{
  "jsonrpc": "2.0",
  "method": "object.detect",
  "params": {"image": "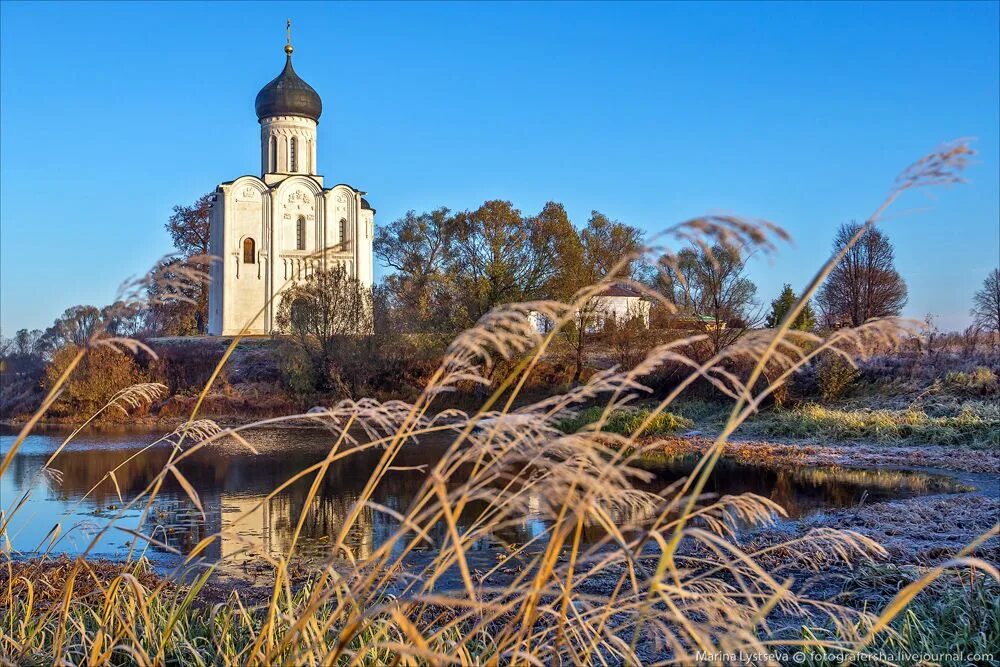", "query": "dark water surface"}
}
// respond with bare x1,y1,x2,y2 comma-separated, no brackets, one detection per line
0,426,966,568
